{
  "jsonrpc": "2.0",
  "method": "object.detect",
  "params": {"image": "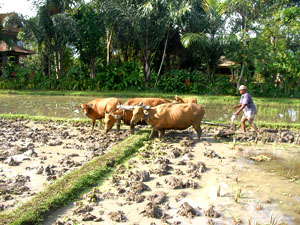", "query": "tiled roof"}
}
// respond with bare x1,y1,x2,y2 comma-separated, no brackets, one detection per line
0,41,35,55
